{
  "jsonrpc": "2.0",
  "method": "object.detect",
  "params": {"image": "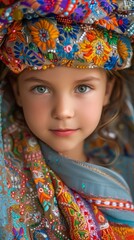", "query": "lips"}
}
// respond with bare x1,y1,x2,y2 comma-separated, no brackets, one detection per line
50,129,79,137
